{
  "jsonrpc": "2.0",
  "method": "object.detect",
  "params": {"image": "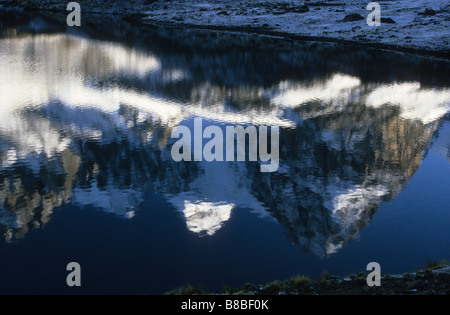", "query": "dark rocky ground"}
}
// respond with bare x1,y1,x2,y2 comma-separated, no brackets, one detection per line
1,0,449,58
167,264,450,295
